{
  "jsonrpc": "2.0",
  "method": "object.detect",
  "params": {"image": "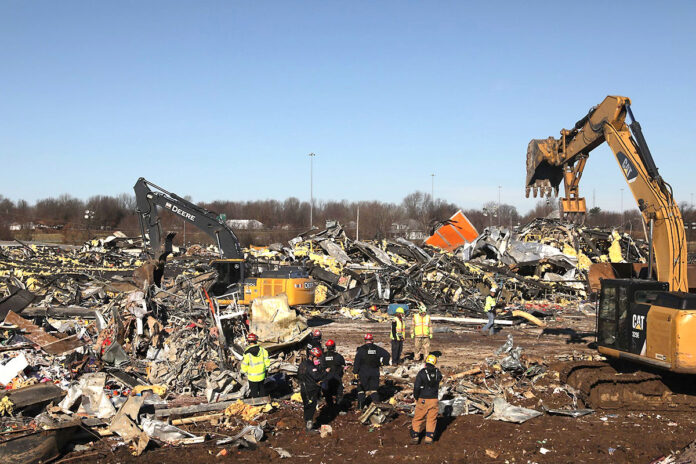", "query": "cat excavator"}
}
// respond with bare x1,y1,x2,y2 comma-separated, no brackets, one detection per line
133,177,315,306
526,96,696,409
